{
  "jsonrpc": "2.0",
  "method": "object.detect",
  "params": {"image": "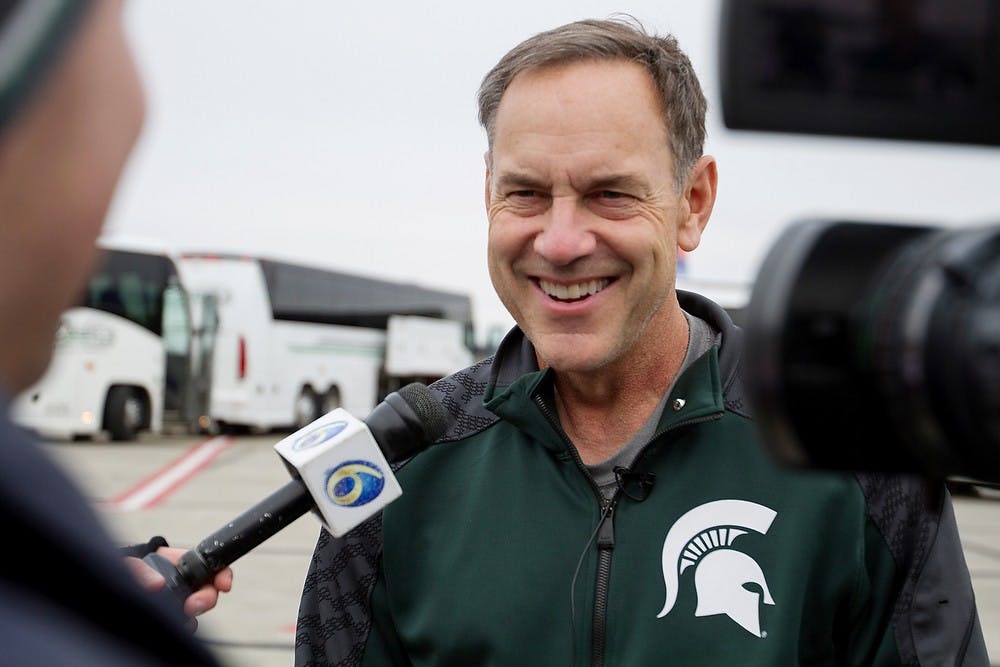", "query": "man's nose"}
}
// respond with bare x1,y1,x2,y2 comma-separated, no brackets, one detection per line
532,198,596,266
